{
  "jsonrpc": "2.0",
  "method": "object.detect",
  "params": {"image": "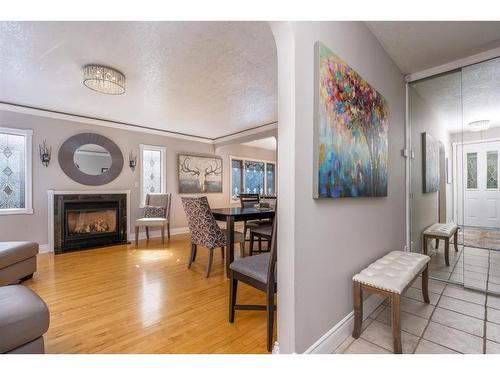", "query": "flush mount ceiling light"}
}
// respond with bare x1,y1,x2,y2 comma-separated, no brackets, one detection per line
83,65,125,95
468,120,490,132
